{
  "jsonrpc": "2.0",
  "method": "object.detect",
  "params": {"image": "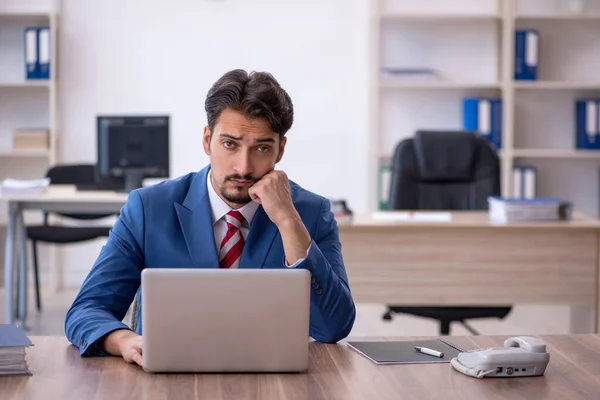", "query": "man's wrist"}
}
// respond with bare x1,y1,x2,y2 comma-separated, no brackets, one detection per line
101,328,136,356
275,210,303,230
278,214,312,265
